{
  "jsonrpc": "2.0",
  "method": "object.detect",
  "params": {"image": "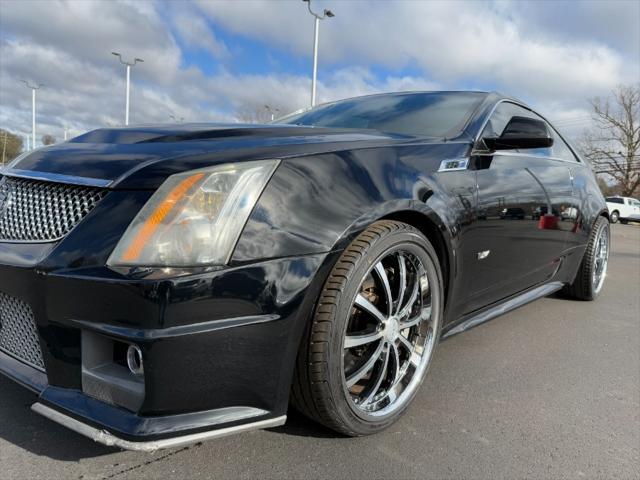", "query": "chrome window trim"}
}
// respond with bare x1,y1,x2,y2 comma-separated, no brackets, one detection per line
2,169,113,188
474,150,581,165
